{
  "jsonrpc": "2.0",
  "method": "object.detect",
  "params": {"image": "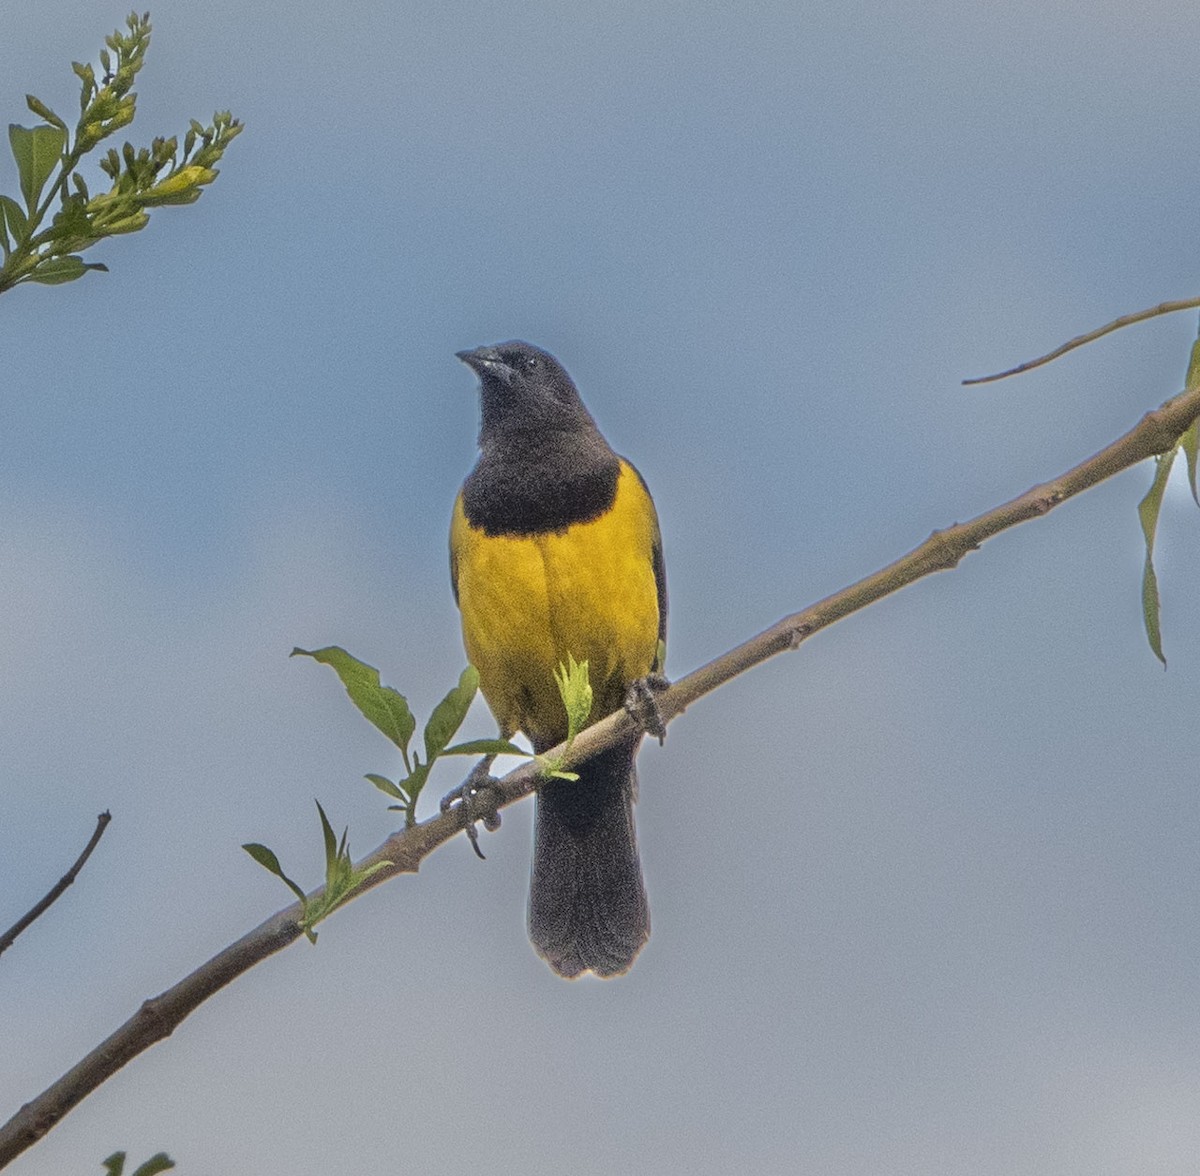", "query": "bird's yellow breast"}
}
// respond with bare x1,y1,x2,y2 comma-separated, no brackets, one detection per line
451,460,661,747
